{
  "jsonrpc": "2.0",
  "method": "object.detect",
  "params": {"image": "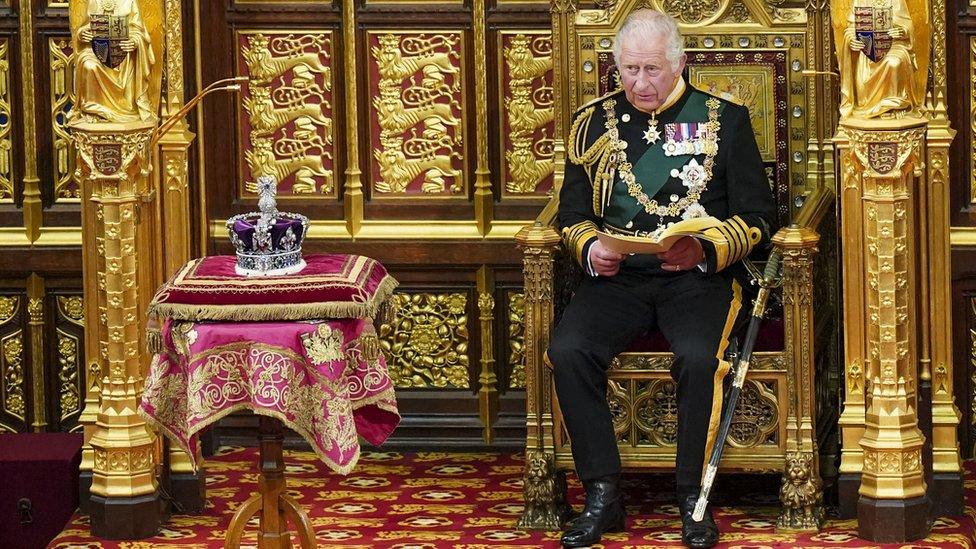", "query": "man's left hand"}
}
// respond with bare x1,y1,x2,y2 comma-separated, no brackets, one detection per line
657,236,704,272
